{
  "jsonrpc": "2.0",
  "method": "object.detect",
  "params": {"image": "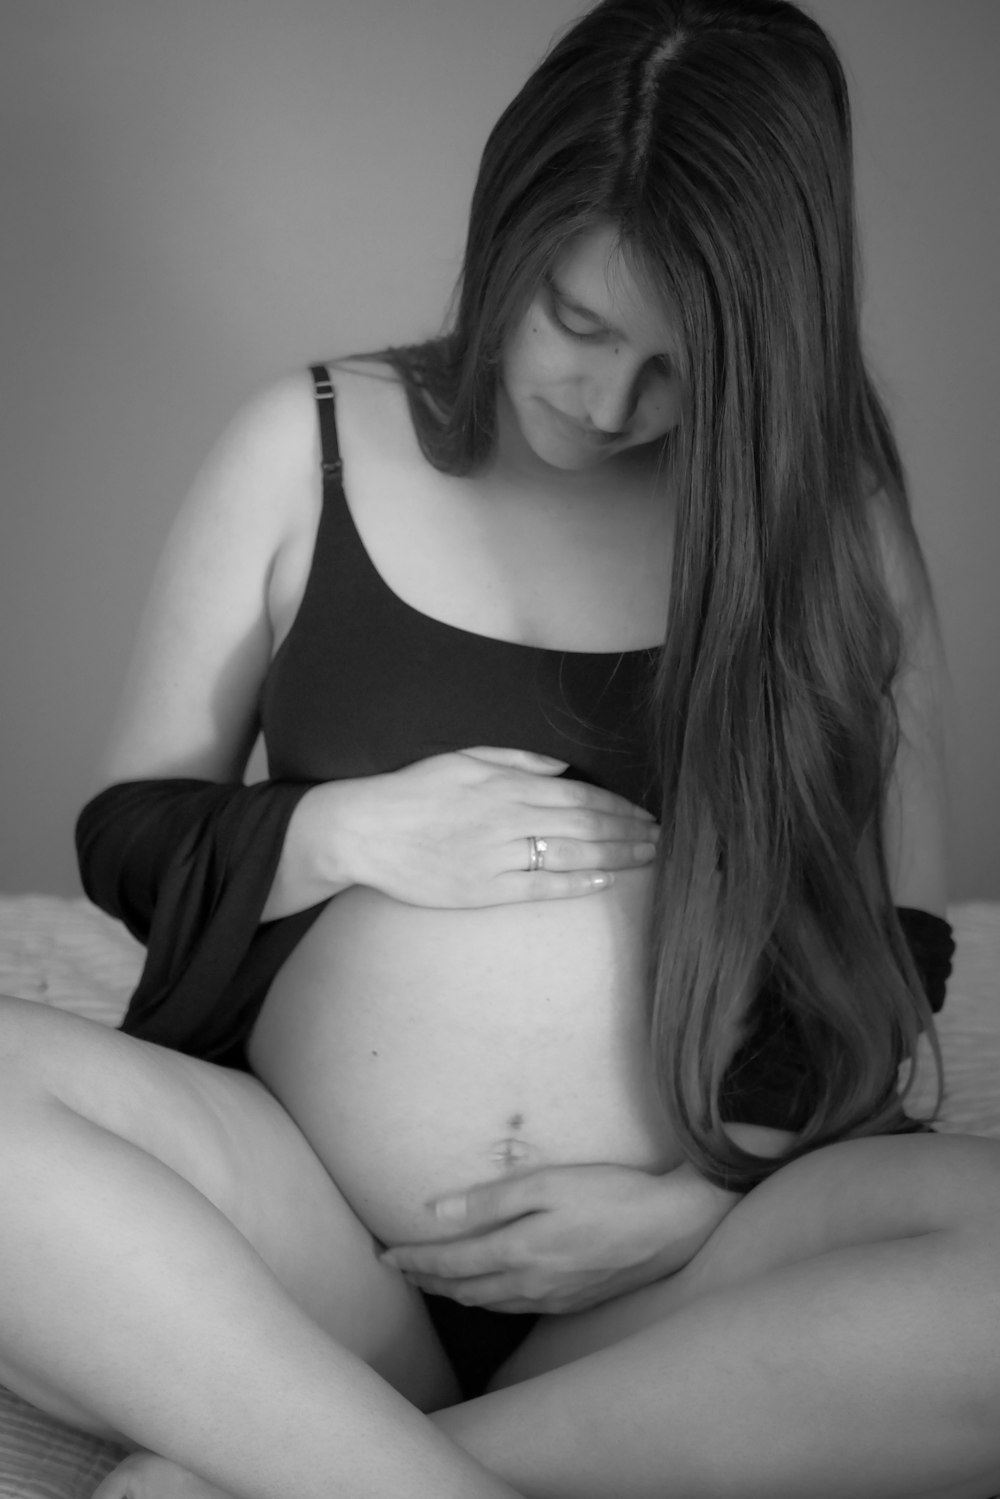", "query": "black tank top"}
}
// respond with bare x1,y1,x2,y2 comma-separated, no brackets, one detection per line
260,366,662,813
